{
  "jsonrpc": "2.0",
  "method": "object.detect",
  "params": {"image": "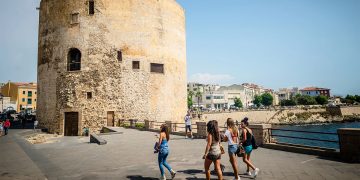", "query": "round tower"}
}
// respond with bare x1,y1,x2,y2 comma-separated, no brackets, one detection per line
37,0,187,135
